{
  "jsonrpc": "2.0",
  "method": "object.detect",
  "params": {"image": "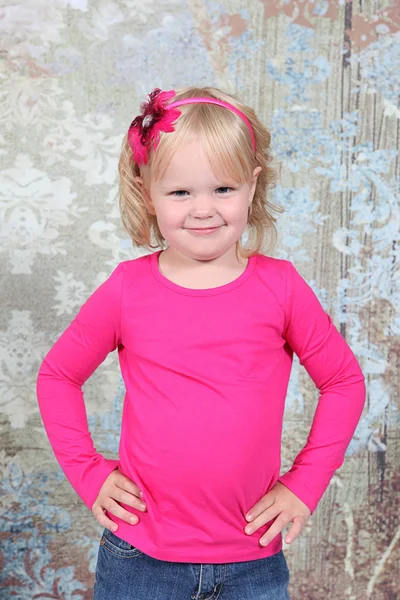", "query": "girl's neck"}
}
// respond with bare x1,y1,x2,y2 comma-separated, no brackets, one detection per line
158,247,249,290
